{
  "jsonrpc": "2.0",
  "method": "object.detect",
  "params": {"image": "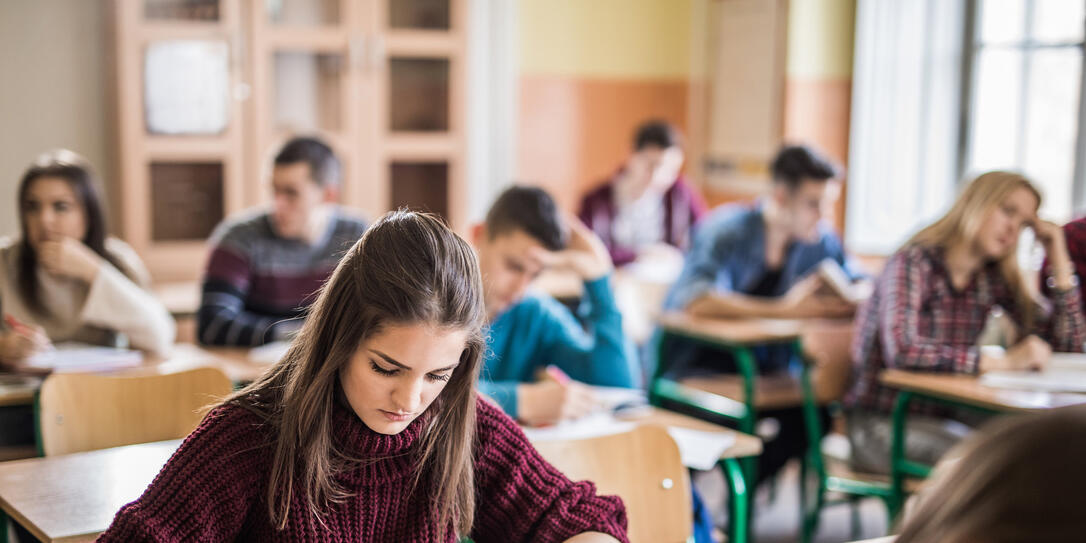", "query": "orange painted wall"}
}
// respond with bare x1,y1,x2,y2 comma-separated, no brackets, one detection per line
518,76,689,211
